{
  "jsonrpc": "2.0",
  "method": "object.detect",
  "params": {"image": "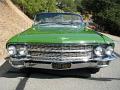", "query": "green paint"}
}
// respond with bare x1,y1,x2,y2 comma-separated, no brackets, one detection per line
7,25,114,45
